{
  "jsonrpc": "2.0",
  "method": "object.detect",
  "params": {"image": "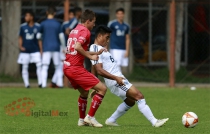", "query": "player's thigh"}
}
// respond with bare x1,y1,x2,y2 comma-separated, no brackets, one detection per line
110,49,122,66
17,53,30,64
52,52,60,66
42,52,52,65
126,85,144,101
30,52,41,63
